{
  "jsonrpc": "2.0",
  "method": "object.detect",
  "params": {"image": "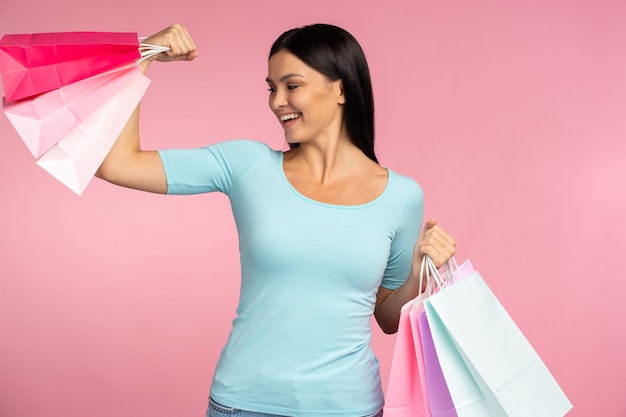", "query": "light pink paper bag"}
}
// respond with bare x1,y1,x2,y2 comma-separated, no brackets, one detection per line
384,305,429,417
3,63,140,158
35,72,150,195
